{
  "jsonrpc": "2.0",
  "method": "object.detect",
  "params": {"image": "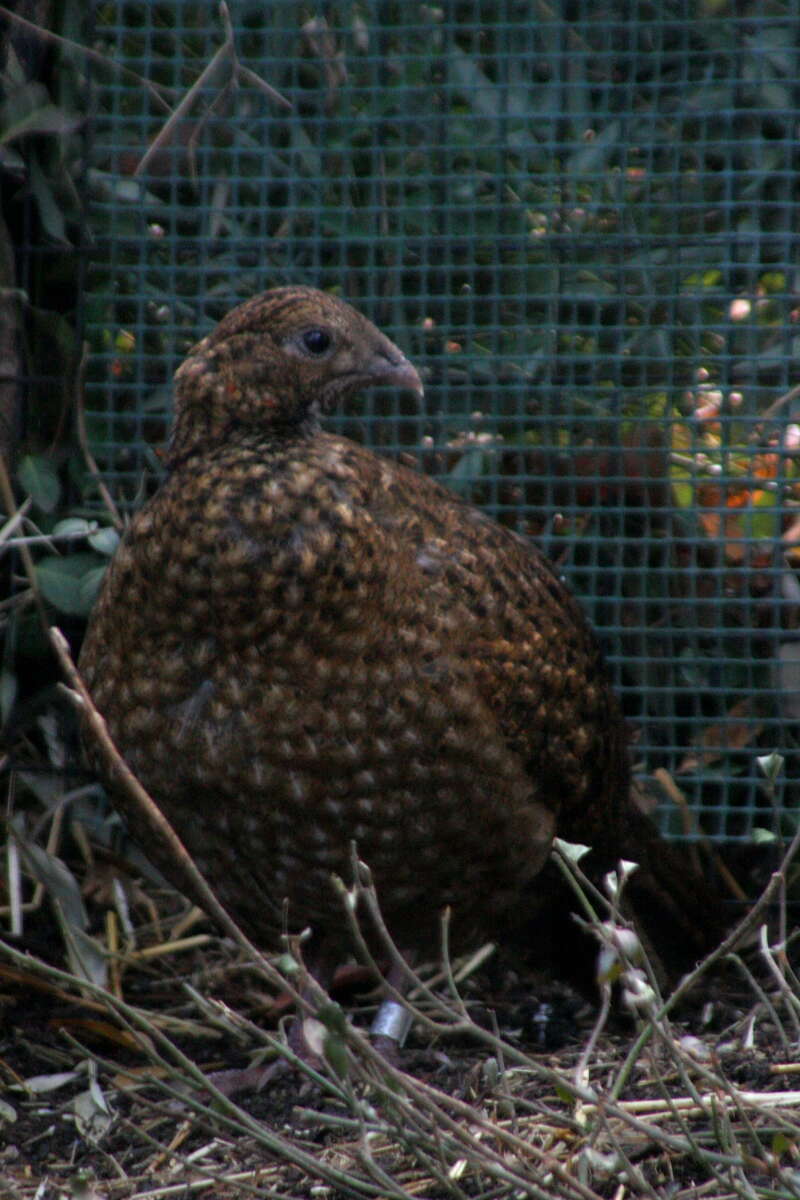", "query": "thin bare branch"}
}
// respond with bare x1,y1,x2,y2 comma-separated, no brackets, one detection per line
0,5,174,110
